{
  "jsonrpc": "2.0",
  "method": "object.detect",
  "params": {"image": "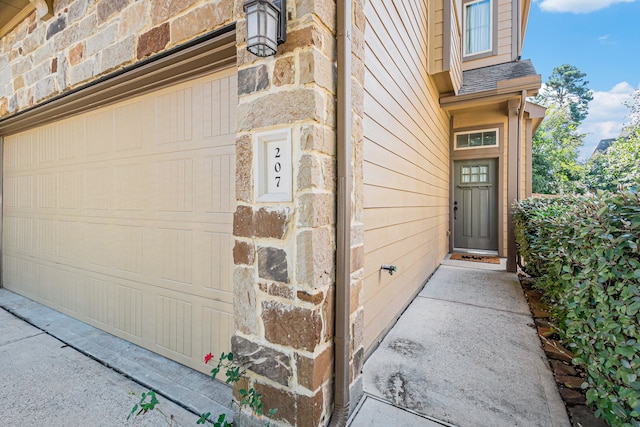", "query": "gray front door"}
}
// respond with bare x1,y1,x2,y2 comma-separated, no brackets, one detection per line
454,159,498,251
